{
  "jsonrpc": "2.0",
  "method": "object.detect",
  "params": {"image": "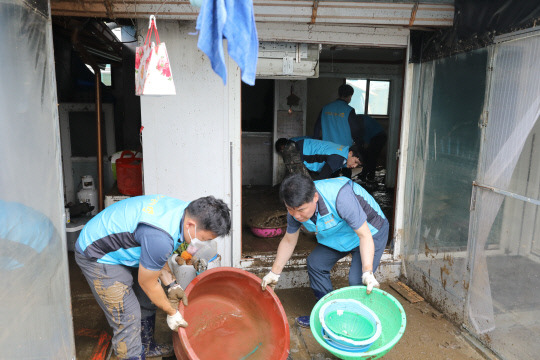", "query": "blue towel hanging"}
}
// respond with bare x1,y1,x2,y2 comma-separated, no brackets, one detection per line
196,0,259,85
